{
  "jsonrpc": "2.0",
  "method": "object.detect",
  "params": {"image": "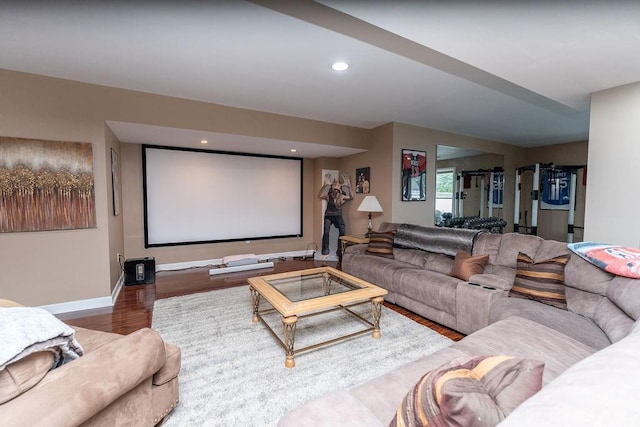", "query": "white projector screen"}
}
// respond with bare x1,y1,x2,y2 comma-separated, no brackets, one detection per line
142,145,303,247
